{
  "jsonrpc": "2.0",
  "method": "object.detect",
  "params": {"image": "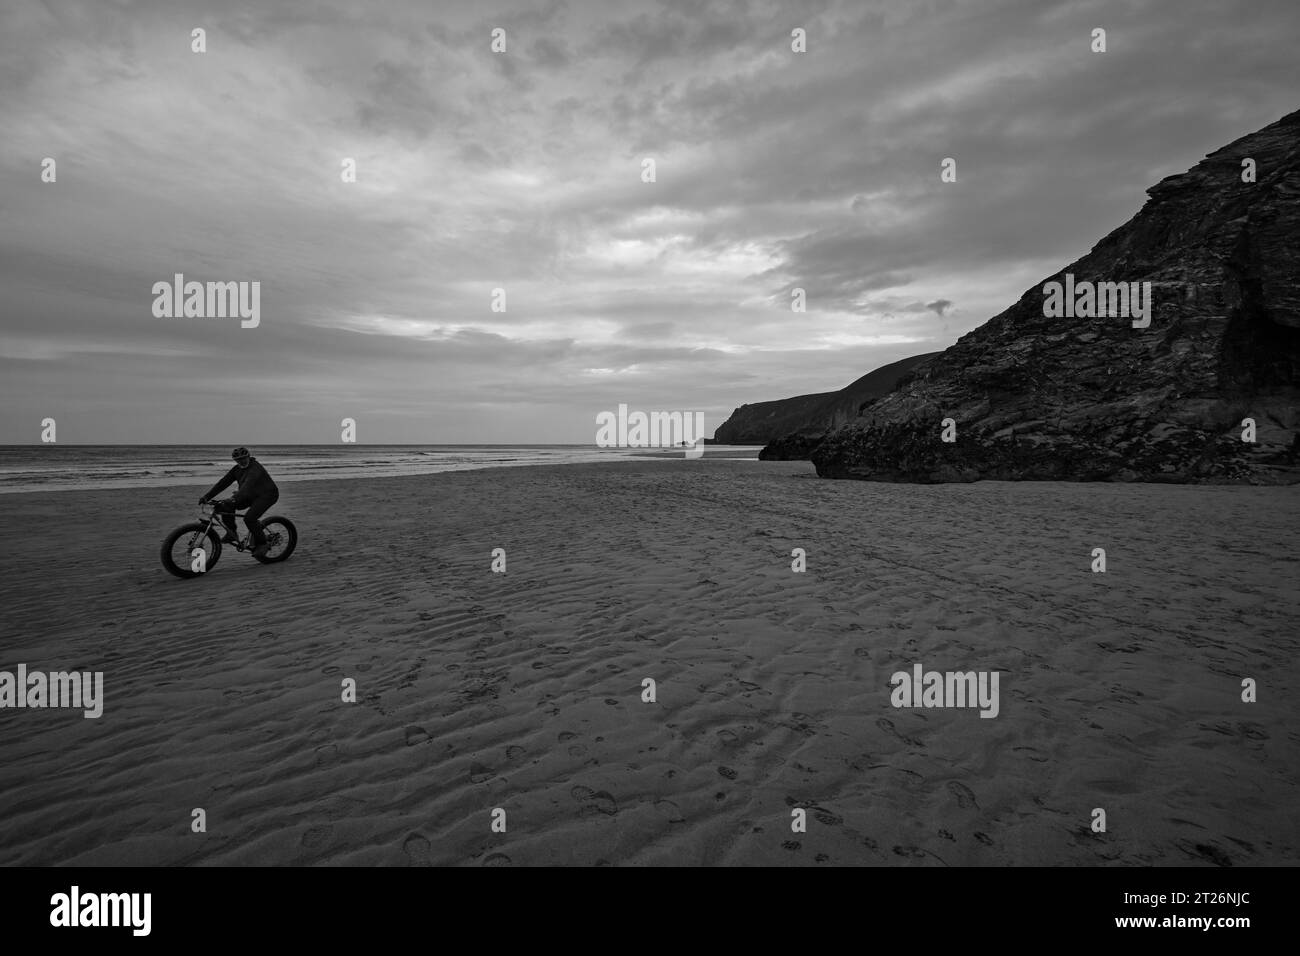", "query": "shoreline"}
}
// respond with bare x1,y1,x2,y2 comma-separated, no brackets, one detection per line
0,446,766,495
